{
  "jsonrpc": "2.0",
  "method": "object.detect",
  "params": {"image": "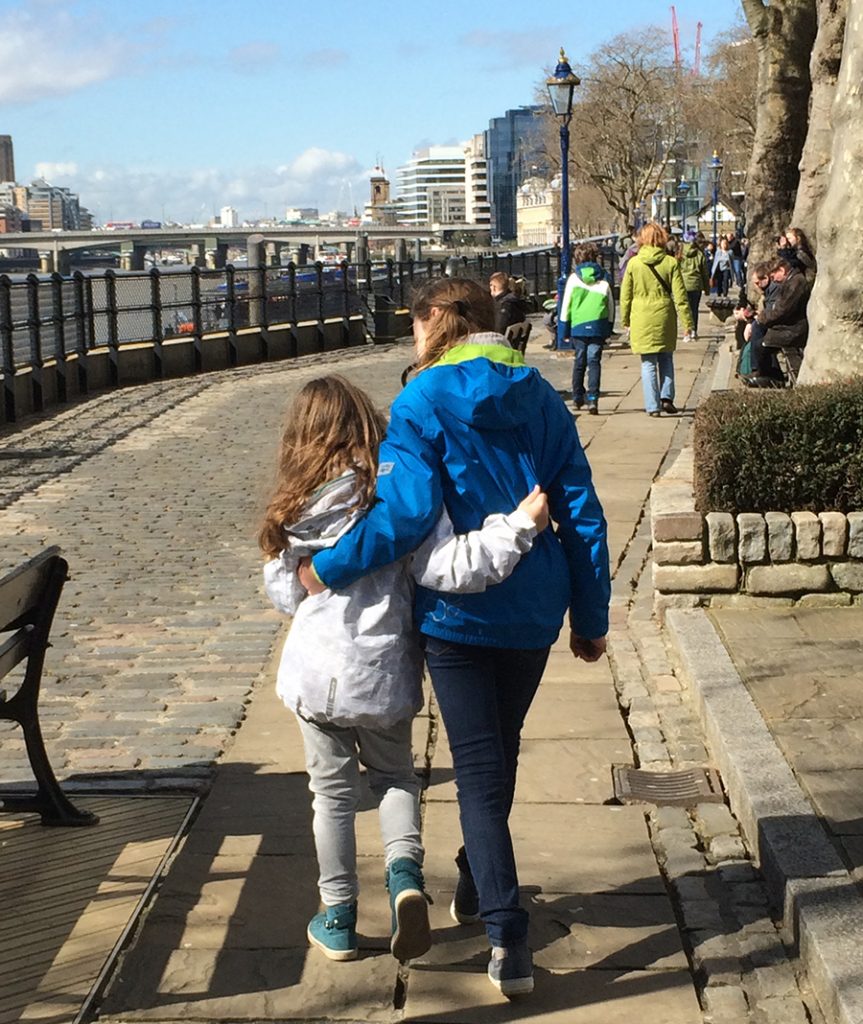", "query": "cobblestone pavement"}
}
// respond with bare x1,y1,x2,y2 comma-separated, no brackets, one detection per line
0,327,826,1023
